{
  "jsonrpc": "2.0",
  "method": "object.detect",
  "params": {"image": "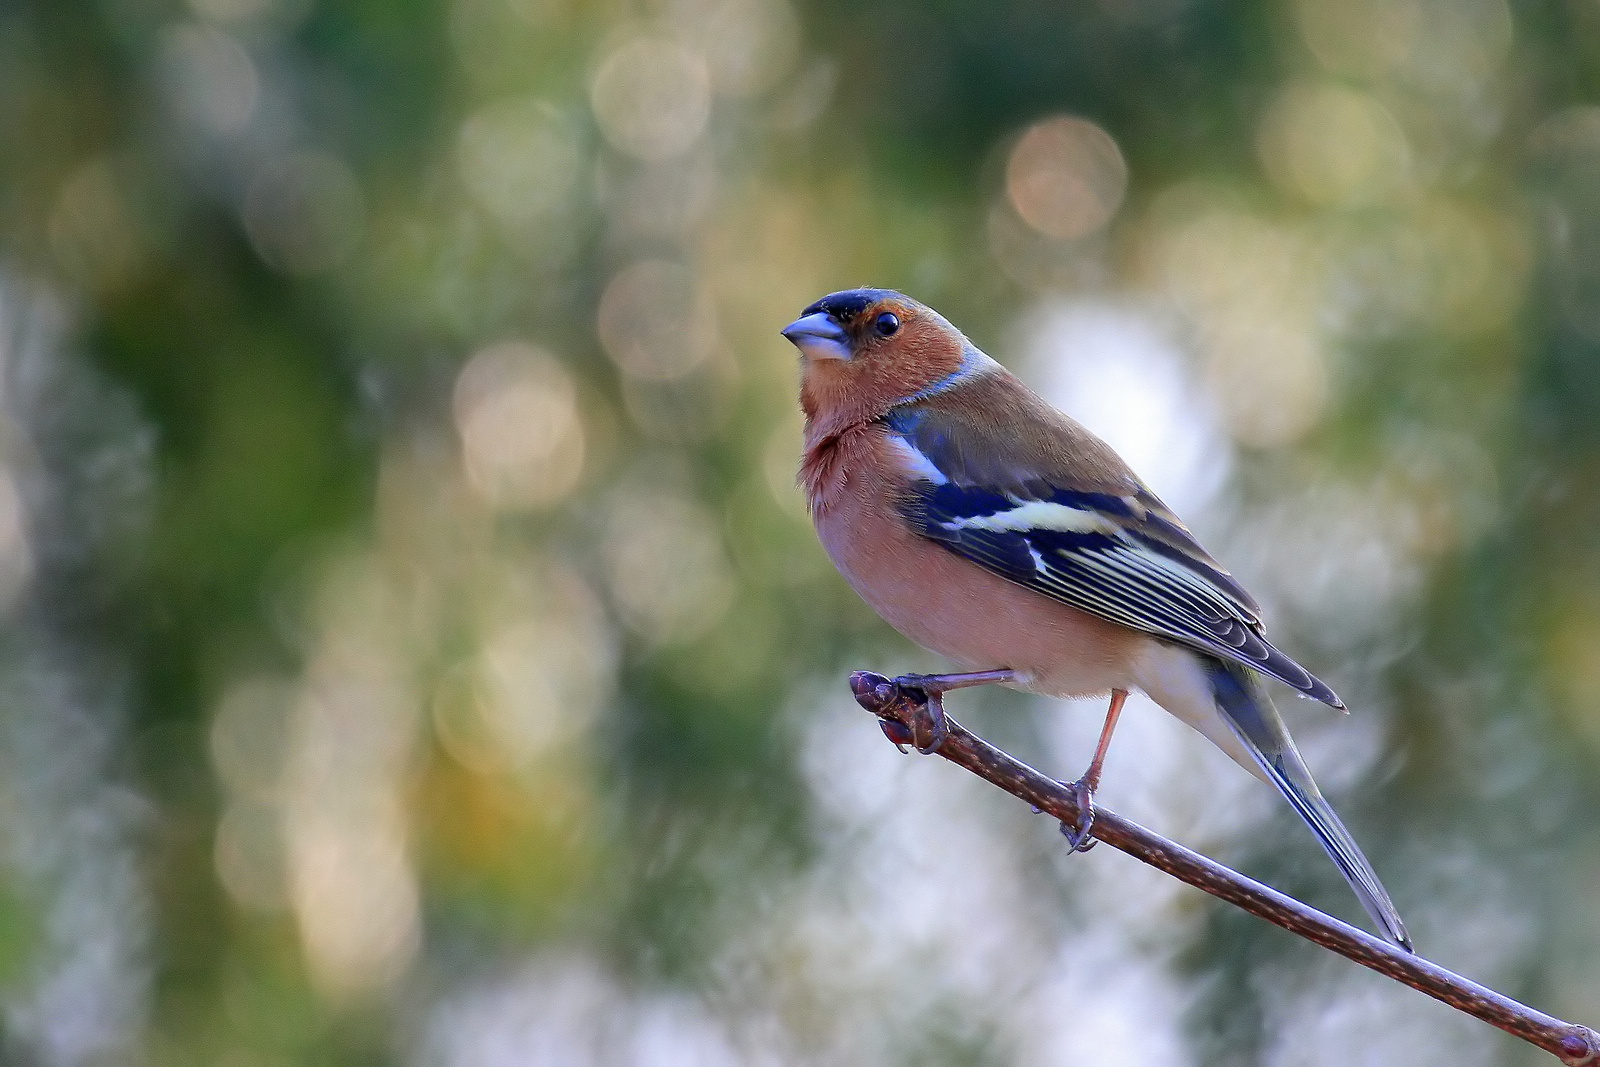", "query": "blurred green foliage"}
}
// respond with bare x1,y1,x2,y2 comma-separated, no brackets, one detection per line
2,0,1599,1063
